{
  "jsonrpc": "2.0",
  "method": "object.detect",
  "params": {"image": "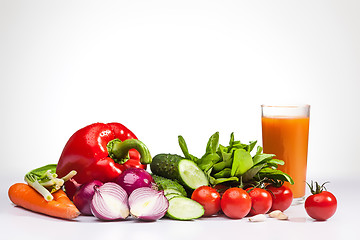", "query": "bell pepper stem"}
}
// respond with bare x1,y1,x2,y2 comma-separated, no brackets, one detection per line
107,139,152,165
